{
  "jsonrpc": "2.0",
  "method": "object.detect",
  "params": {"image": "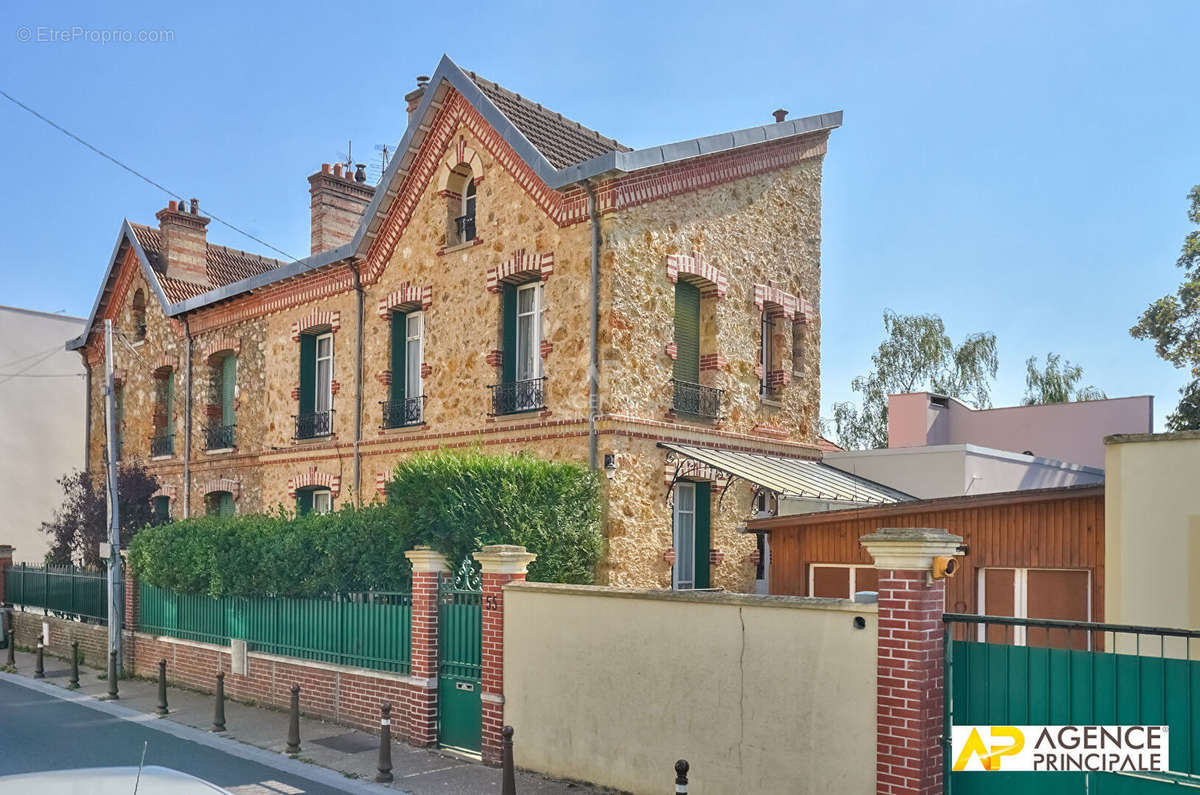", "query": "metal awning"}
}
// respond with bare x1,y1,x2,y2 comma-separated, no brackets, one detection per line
659,442,914,505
